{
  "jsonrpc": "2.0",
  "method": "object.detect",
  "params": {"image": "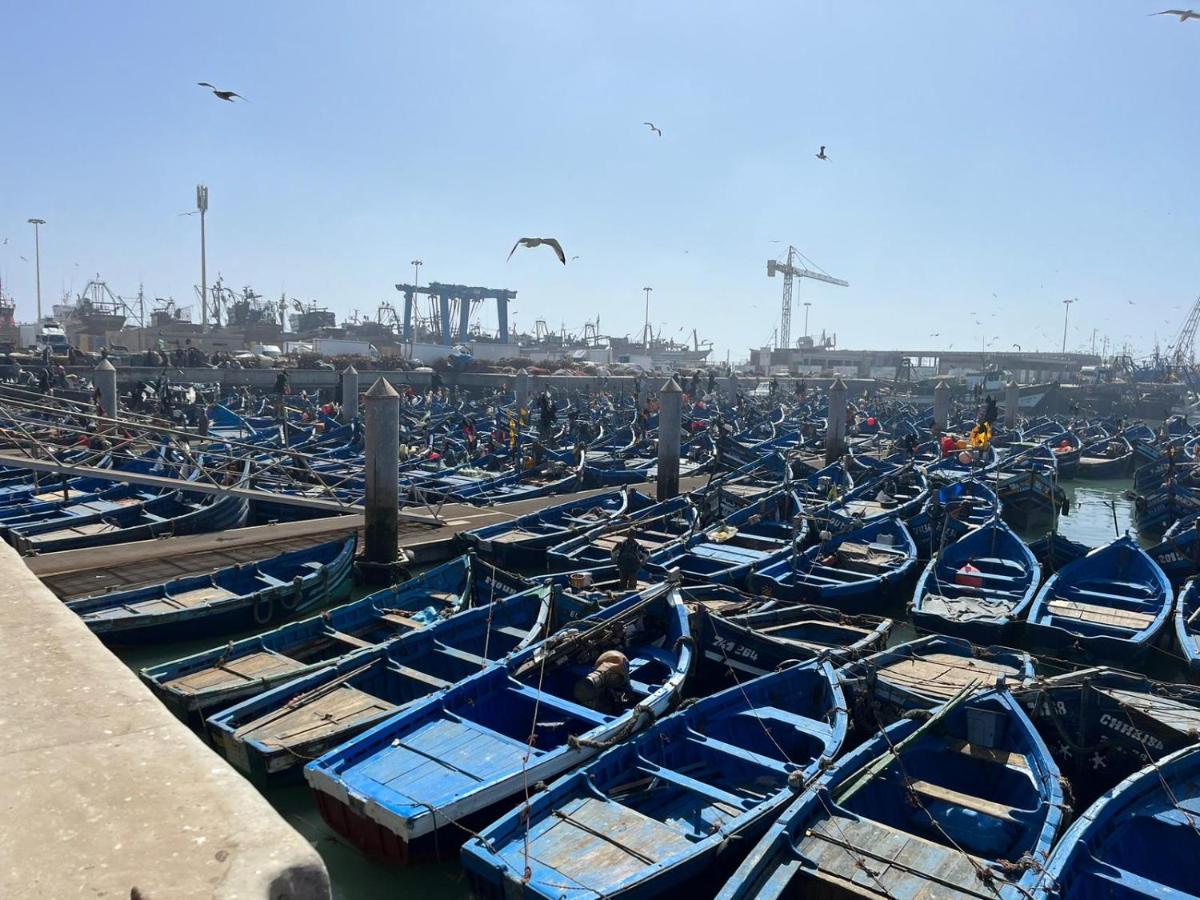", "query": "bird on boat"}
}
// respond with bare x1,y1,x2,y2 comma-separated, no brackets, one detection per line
816,146,829,161
643,122,662,136
507,238,566,265
1151,8,1199,20
197,82,248,102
